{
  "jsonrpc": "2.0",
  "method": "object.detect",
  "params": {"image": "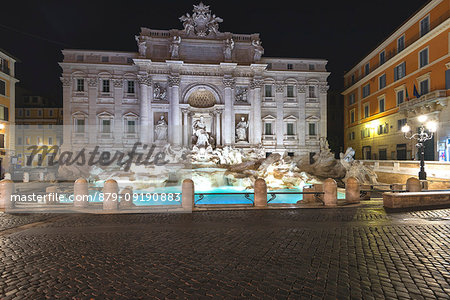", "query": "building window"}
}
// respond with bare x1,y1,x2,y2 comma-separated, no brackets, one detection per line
48,124,53,129
0,80,5,96
419,79,429,95
38,124,43,129
287,85,294,97
127,120,136,133
48,137,53,145
76,79,85,92
102,119,111,133
379,51,385,65
379,74,386,90
397,36,405,52
394,62,406,81
0,106,8,121
287,123,294,135
37,137,42,145
101,56,109,62
287,64,293,70
308,86,316,98
102,80,110,93
265,123,272,135
18,109,23,117
378,123,388,135
309,64,315,70
364,63,370,75
379,97,385,113
17,137,22,145
364,103,370,118
308,123,316,136
49,110,53,117
26,110,30,117
397,118,407,131
25,137,31,145
362,84,370,98
350,109,355,123
348,94,355,105
264,85,272,97
419,48,428,68
351,74,355,84
396,90,405,105
361,128,371,138
0,134,4,149
75,119,85,133
38,110,42,117
348,131,355,140
420,16,430,37
127,81,135,94
32,97,38,103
